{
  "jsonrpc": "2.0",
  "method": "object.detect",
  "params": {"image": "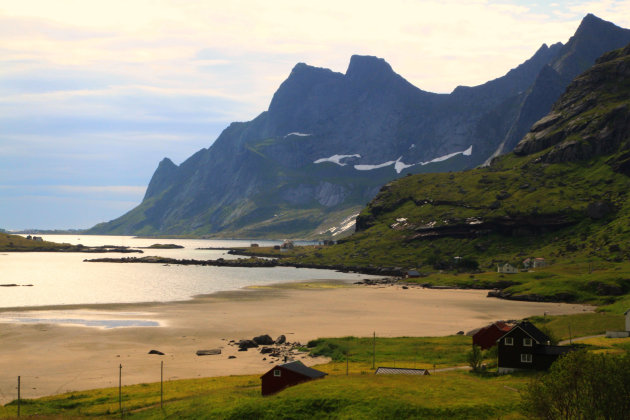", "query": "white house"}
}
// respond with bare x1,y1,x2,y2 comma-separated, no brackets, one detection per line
497,263,518,274
533,258,547,268
605,309,630,338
